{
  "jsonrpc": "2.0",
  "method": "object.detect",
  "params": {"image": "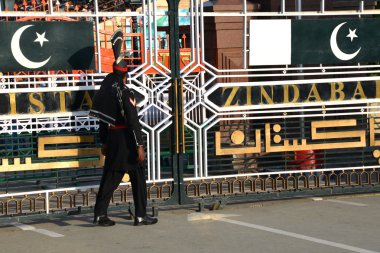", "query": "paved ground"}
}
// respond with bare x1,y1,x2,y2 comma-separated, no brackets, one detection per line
0,193,379,253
